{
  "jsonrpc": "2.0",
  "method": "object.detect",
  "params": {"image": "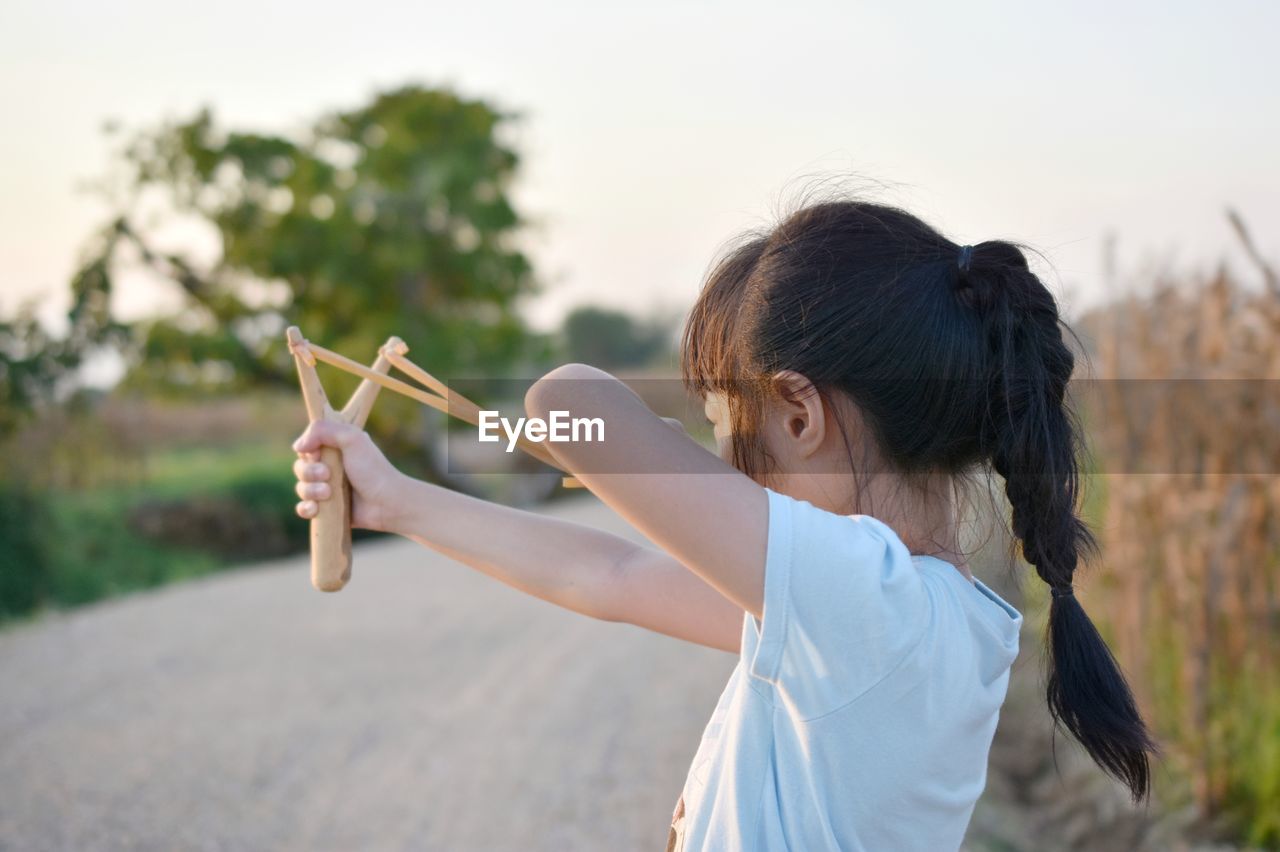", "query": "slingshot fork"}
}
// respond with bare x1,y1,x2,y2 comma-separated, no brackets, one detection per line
287,328,409,591
286,326,581,592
